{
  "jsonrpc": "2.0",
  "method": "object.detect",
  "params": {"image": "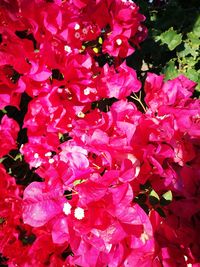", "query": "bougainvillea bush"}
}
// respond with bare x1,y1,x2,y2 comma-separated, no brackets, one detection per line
0,0,200,266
